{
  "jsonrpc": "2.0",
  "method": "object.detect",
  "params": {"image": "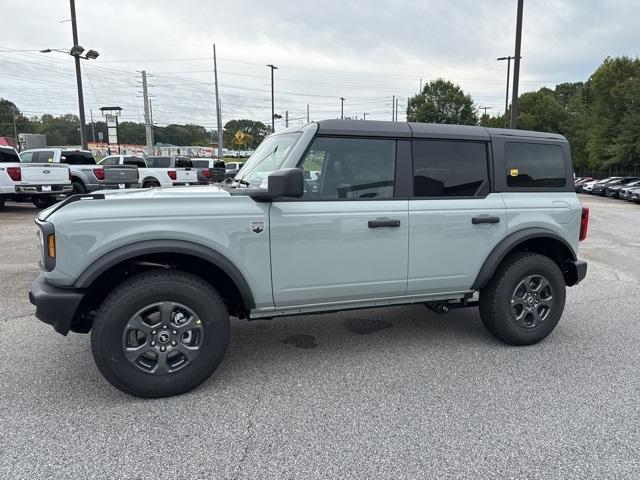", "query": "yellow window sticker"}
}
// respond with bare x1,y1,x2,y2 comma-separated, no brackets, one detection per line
510,168,519,177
